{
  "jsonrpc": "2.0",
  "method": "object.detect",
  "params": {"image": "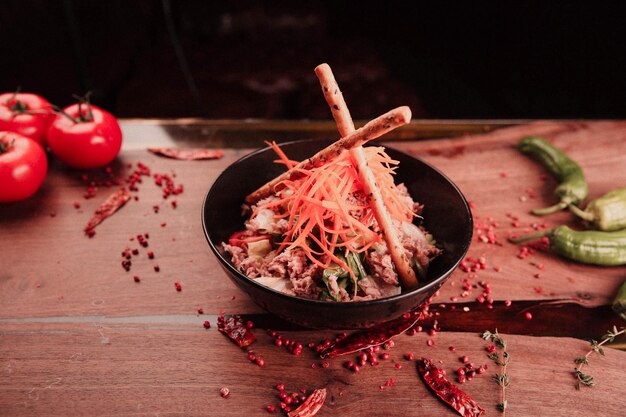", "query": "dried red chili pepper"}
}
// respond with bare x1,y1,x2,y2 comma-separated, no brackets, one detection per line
217,315,256,348
84,188,131,232
287,388,326,417
319,311,424,359
417,358,485,417
148,147,224,160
